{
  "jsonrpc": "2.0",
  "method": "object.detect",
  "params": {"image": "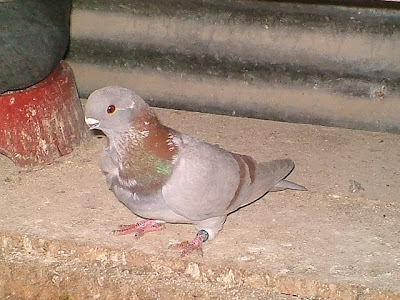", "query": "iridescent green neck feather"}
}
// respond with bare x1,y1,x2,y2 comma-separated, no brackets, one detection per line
115,109,178,194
